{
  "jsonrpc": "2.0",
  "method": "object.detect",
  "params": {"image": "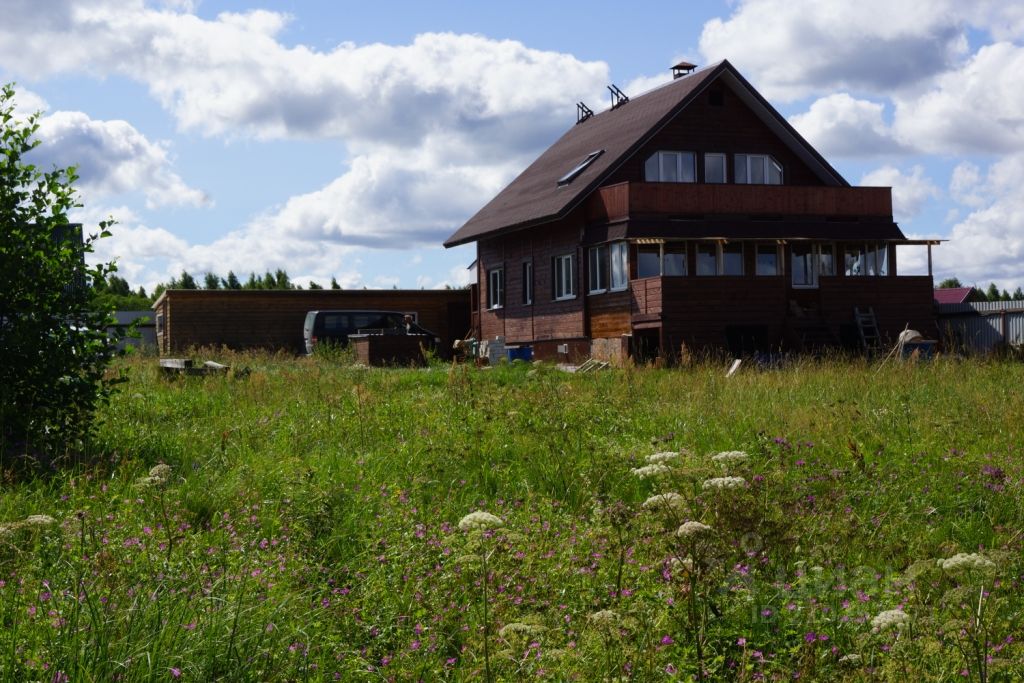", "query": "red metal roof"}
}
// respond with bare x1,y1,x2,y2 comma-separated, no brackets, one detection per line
933,287,975,305
444,60,849,248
